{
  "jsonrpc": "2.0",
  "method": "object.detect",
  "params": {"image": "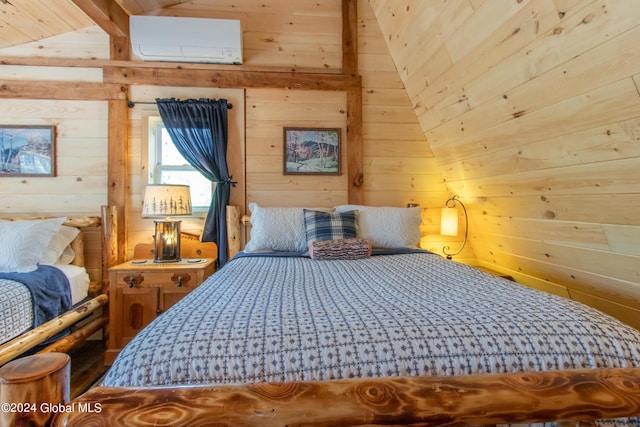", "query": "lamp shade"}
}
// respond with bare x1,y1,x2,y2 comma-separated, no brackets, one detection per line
440,207,458,236
142,184,192,218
